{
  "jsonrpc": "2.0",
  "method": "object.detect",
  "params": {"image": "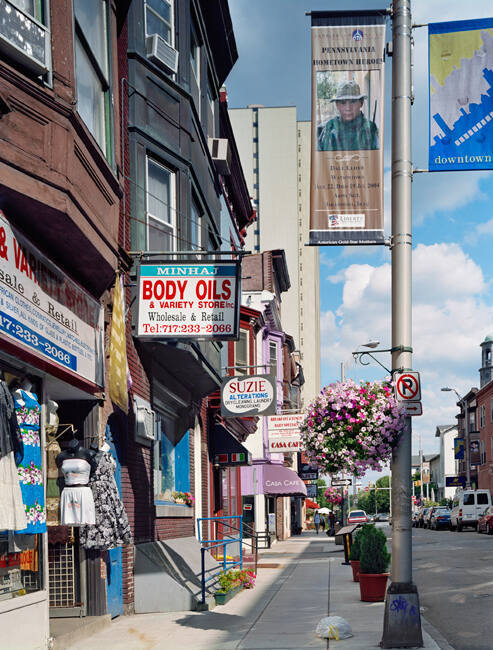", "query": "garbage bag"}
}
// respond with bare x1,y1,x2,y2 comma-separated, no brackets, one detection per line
315,616,353,640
